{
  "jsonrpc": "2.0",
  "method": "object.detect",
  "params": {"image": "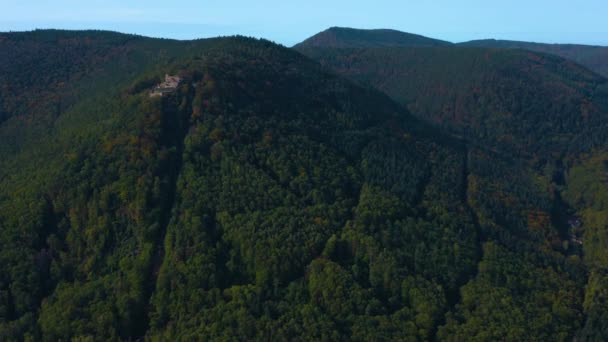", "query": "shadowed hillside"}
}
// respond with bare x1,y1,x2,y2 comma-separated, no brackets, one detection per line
461,39,608,78
296,28,608,340
295,45,608,160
